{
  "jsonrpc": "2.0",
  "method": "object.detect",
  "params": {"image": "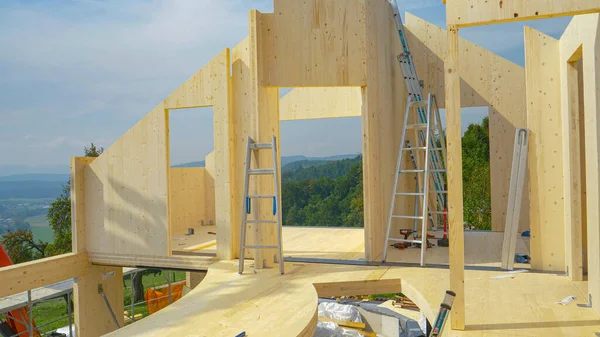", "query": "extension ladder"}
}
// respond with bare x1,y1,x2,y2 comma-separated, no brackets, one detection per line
238,136,284,275
382,95,447,266
382,0,448,266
